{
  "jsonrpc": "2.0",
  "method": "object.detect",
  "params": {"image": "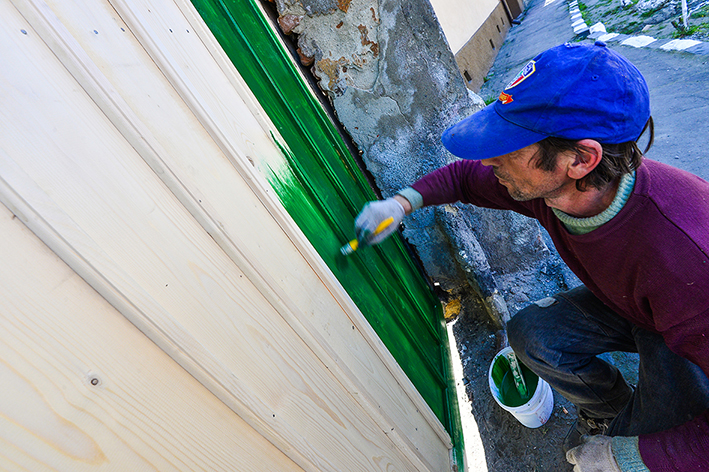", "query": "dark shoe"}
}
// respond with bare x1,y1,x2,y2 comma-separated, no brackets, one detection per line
563,412,612,453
